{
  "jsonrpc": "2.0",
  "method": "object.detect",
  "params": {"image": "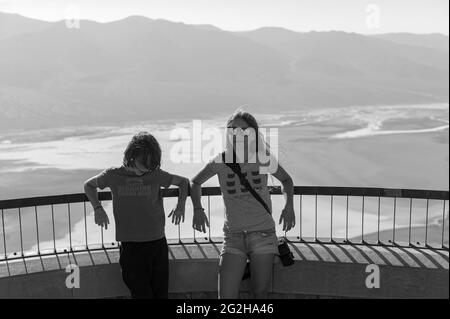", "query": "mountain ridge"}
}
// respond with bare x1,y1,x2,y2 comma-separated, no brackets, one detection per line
0,12,448,131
